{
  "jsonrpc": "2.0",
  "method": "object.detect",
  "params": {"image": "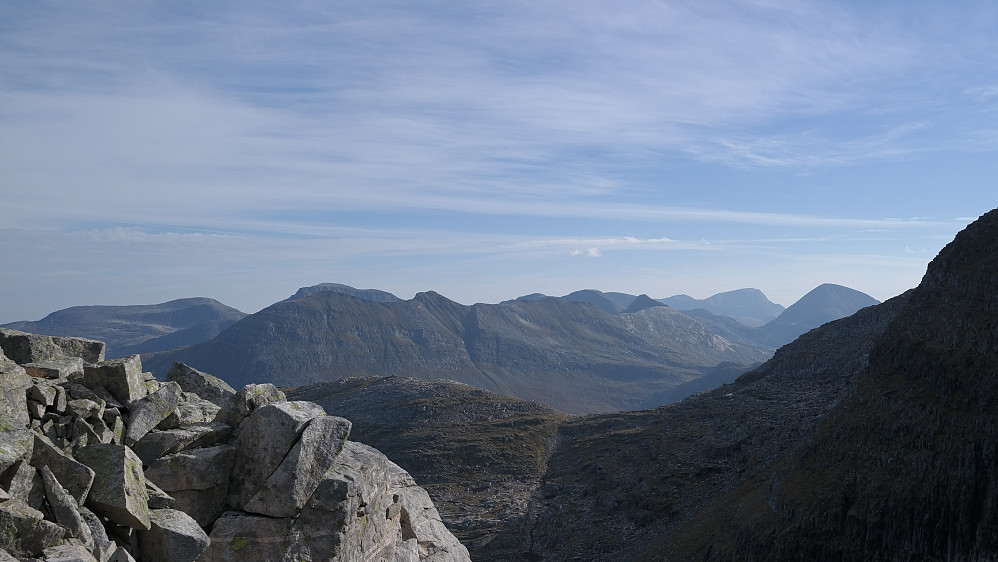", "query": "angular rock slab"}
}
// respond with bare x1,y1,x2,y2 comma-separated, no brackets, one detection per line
75,444,151,530
137,508,210,562
227,401,325,509
4,460,46,511
0,500,66,558
80,506,115,562
41,543,99,562
81,355,147,406
144,445,234,493
50,335,105,364
165,362,235,407
39,466,94,548
23,356,84,379
244,415,351,517
131,422,231,465
287,441,399,562
198,511,294,562
0,328,63,364
122,382,181,446
31,432,94,504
